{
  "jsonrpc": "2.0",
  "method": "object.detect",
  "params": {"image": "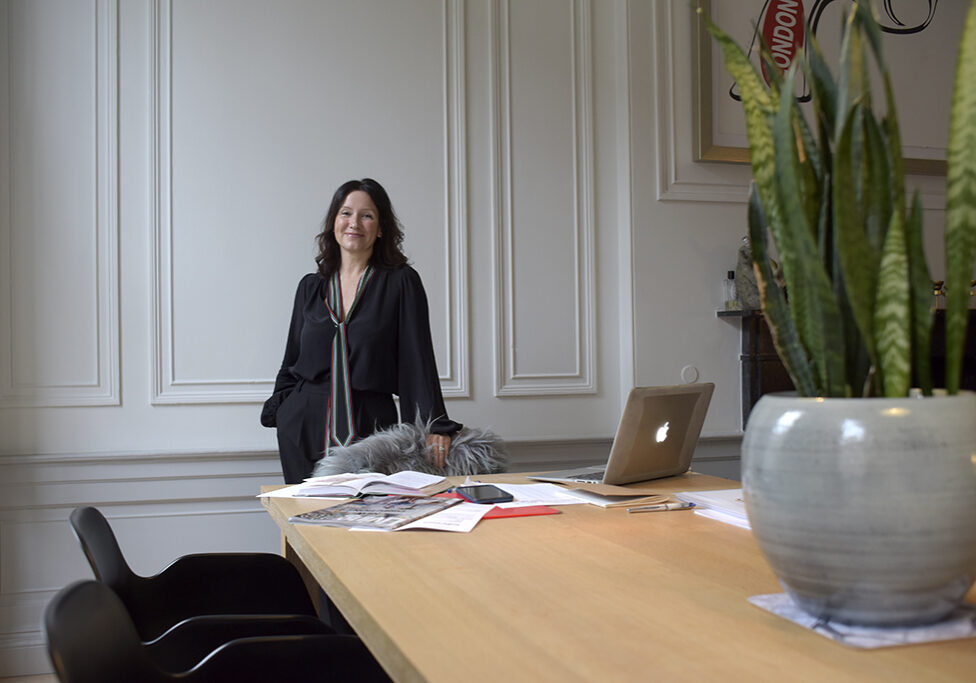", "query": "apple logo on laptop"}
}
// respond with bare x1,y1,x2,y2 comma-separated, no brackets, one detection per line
655,421,670,443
